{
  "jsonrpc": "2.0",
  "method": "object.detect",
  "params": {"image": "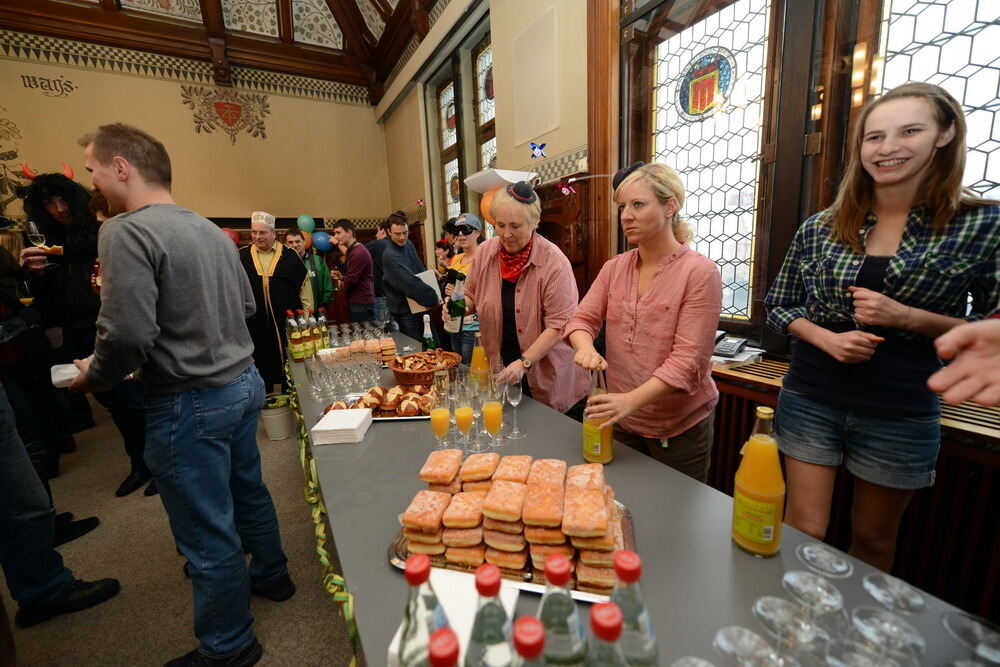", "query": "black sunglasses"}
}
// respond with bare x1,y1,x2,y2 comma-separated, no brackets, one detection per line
453,226,477,236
